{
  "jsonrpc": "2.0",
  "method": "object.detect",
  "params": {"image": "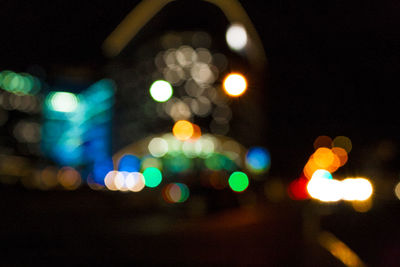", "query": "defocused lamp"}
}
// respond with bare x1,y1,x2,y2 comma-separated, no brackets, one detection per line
226,23,248,51
149,80,173,102
223,73,247,97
